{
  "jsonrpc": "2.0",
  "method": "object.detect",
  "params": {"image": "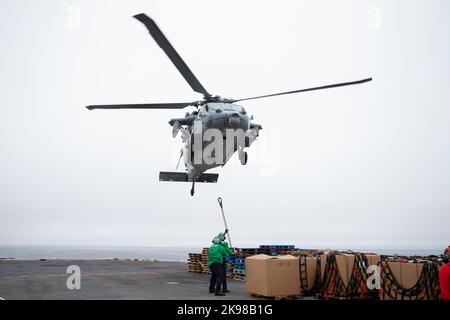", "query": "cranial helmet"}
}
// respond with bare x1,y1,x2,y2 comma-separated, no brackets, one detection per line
218,232,226,241
443,246,450,263
212,237,221,244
